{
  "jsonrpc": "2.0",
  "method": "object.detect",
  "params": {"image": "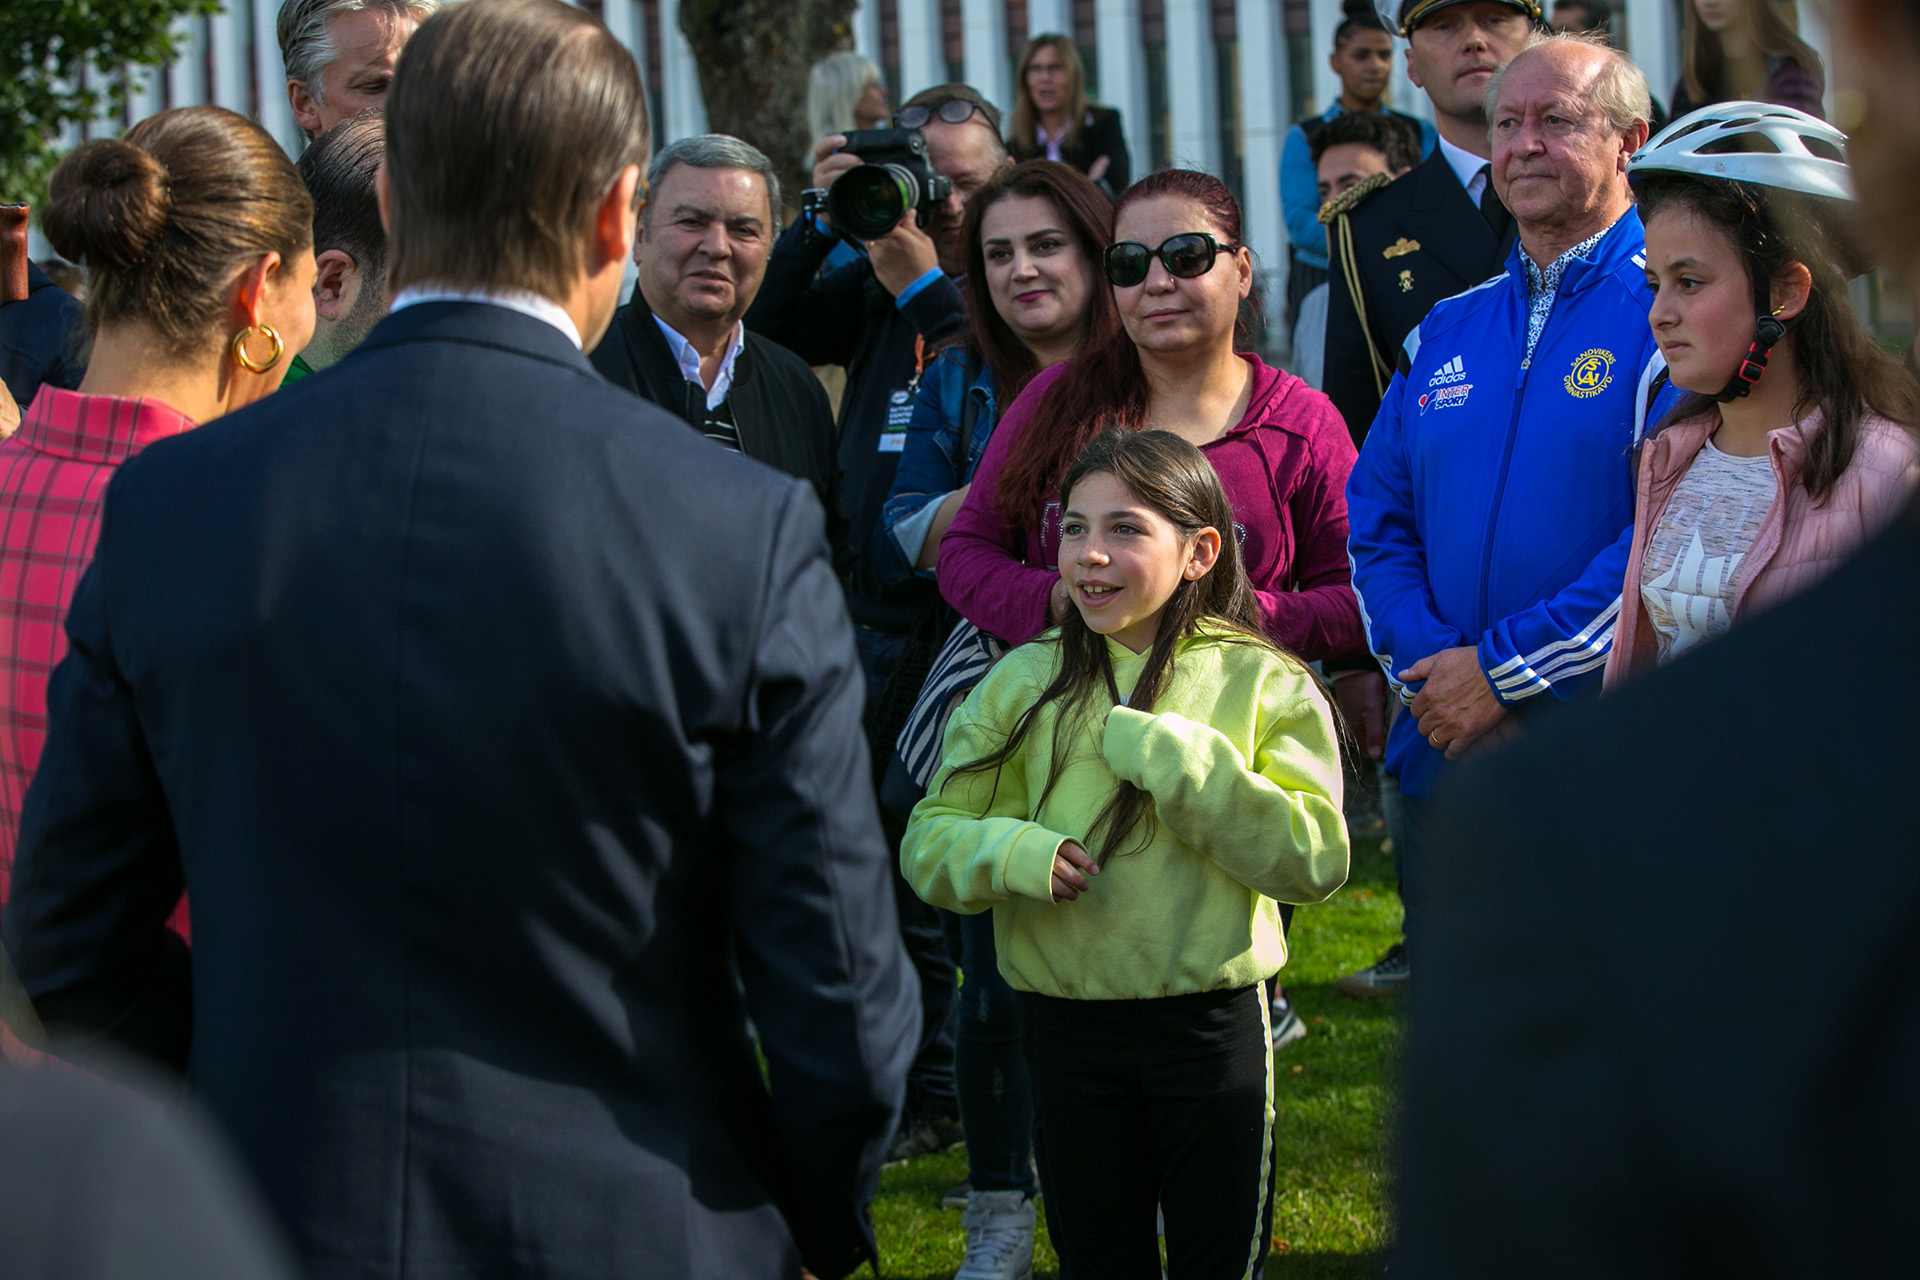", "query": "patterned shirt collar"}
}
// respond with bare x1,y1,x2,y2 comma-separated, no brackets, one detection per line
1522,223,1611,360
16,388,198,466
